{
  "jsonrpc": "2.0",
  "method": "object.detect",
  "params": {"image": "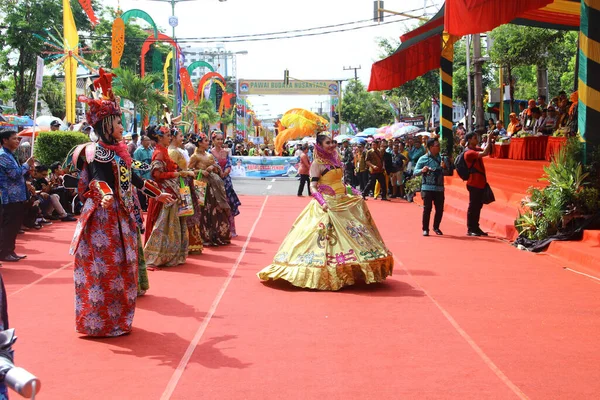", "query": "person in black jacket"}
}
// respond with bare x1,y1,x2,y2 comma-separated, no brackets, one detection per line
341,141,355,186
